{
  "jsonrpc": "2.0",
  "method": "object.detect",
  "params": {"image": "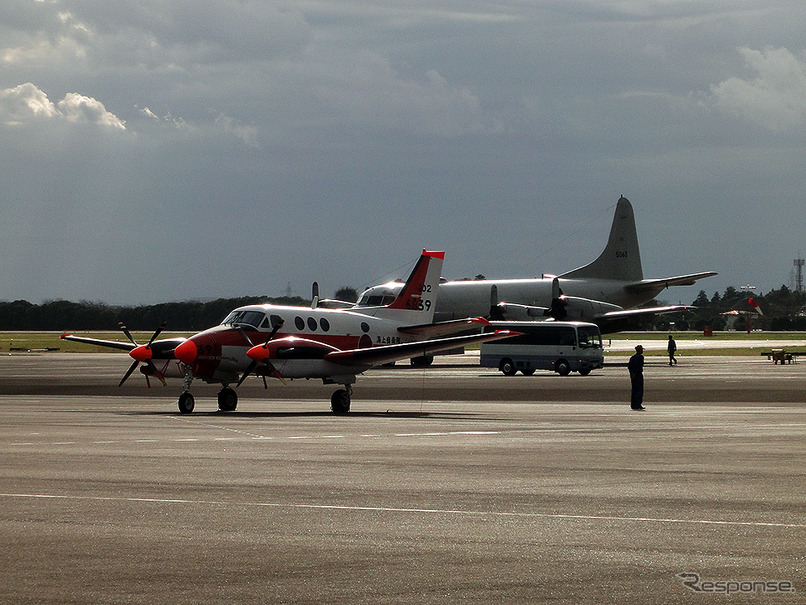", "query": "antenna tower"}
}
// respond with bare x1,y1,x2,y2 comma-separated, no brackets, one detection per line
794,258,805,292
